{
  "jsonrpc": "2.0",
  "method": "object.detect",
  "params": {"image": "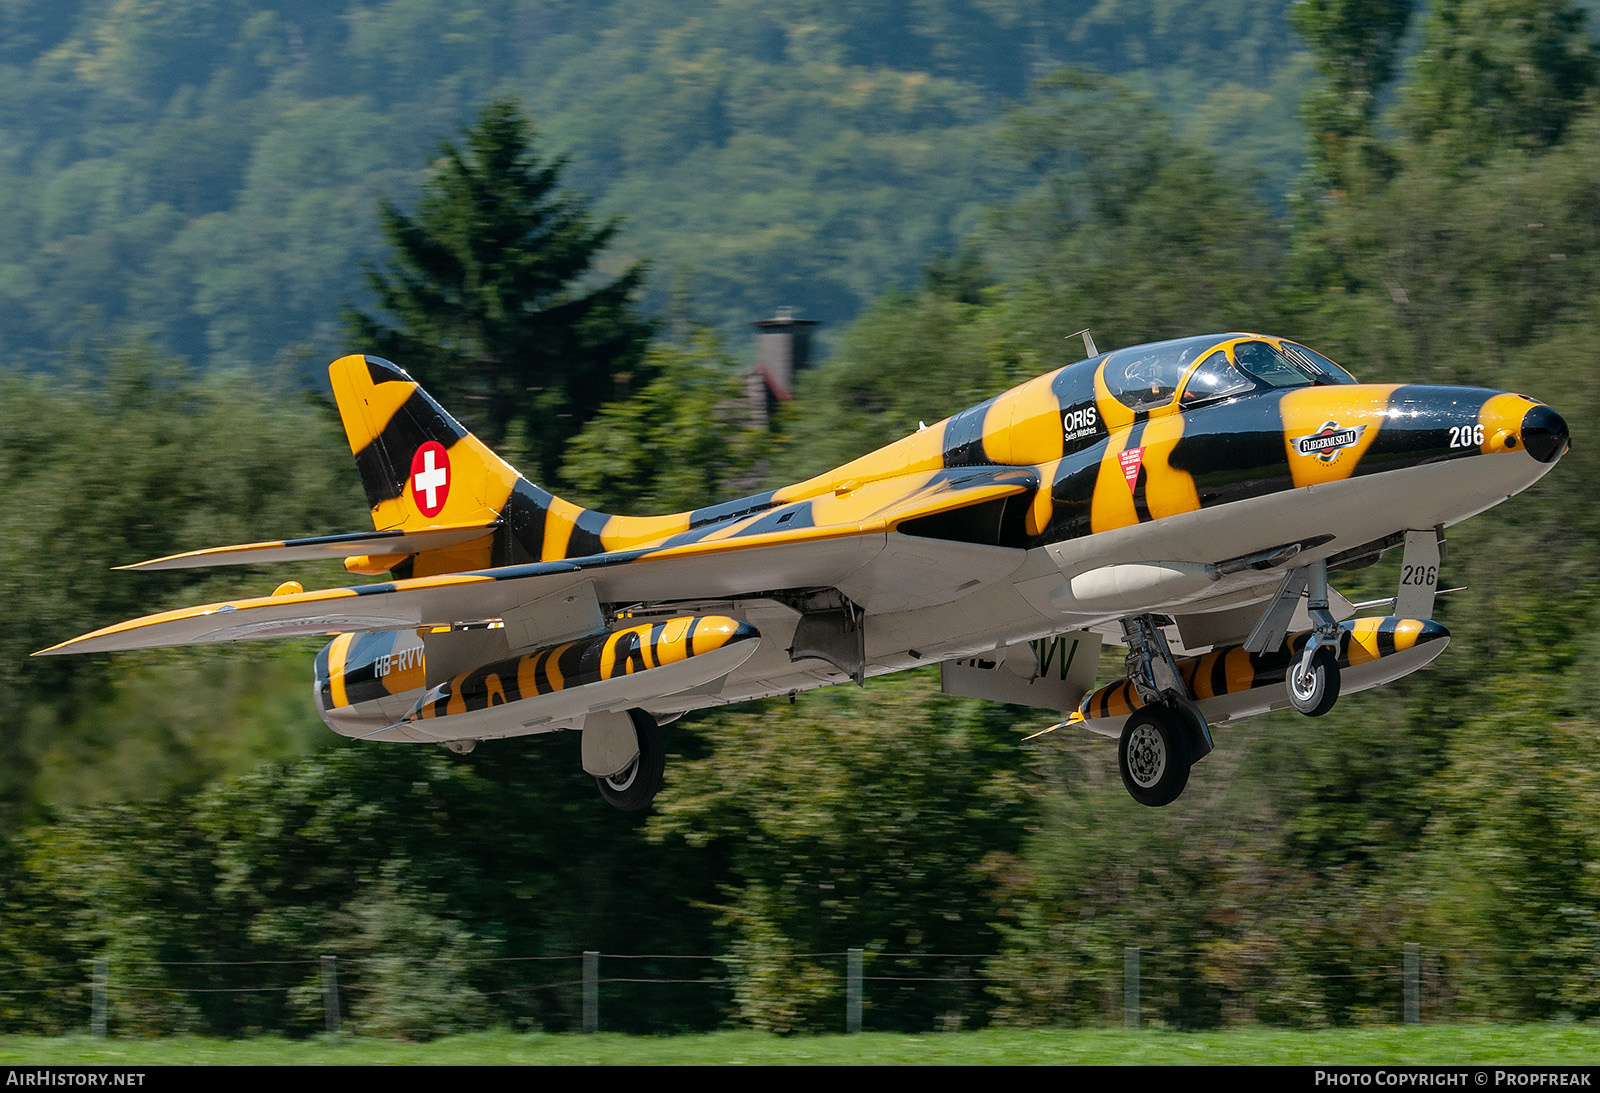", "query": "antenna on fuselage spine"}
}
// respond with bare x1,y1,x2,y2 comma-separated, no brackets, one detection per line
1068,329,1098,358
